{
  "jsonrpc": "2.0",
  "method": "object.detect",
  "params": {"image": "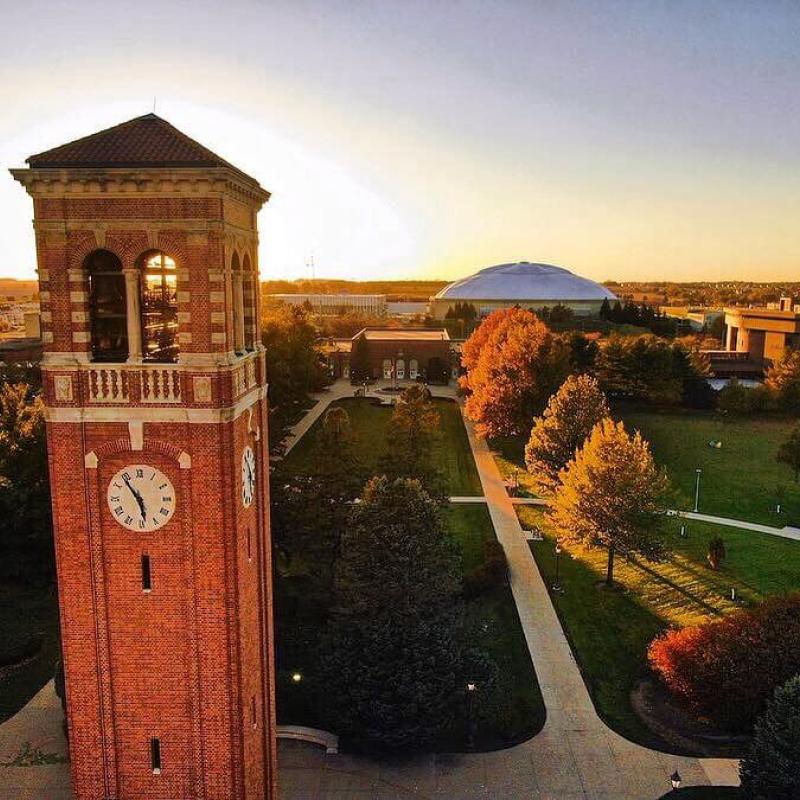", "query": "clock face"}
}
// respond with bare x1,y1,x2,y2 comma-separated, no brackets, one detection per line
241,446,256,508
107,465,176,532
